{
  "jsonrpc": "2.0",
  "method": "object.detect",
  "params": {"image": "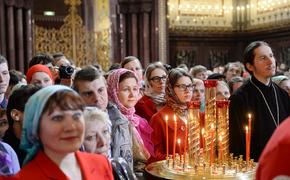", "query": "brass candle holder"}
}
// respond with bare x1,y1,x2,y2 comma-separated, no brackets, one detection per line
146,80,257,179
